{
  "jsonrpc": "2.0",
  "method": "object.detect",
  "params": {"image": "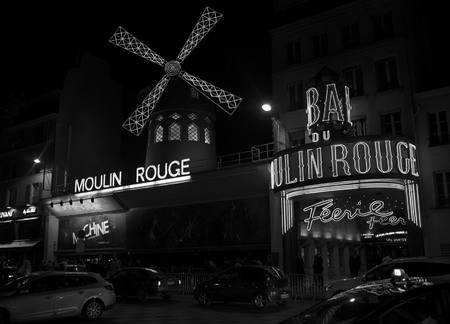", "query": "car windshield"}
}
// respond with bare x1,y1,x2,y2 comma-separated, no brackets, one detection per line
267,266,286,279
296,286,393,323
0,275,34,293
